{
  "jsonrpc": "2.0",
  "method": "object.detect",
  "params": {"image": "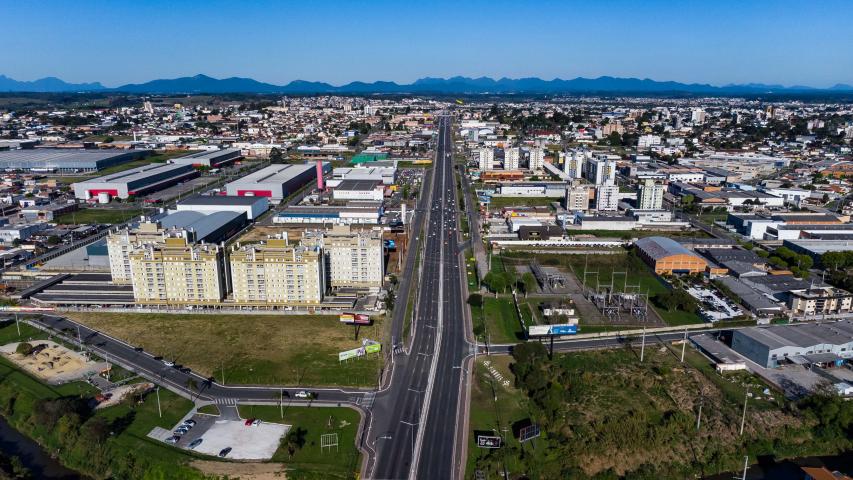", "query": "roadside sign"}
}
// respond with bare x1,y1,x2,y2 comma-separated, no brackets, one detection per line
549,324,578,335
338,348,361,361
519,424,540,443
527,325,551,336
365,343,381,354
476,435,502,449
340,313,372,325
